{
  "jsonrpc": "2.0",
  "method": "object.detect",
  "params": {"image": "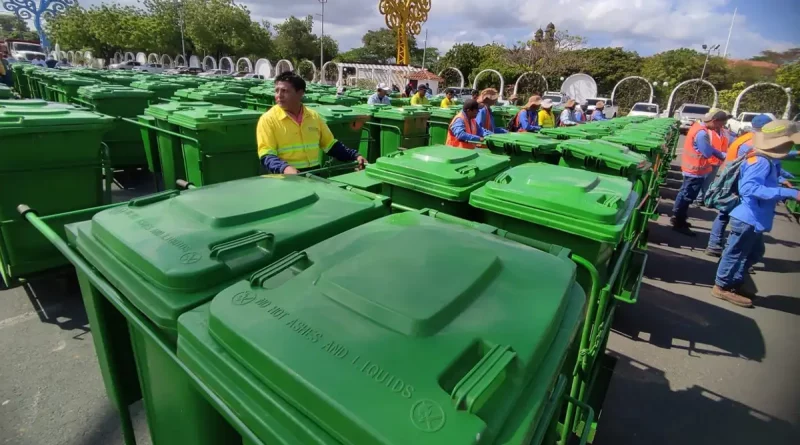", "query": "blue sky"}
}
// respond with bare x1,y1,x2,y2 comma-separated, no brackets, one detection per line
18,0,800,59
